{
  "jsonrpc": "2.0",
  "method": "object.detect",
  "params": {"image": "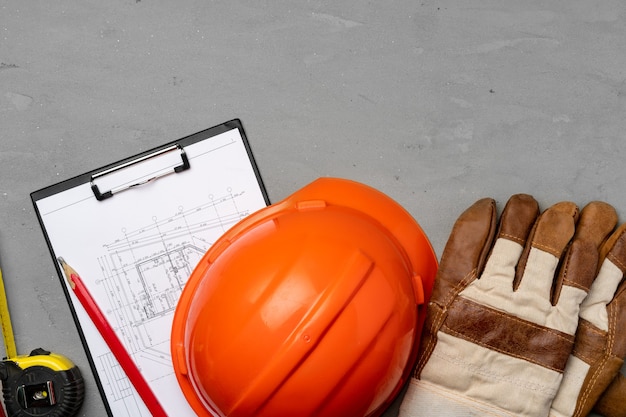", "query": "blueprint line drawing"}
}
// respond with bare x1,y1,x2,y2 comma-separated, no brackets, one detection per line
98,352,133,400
96,189,252,378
